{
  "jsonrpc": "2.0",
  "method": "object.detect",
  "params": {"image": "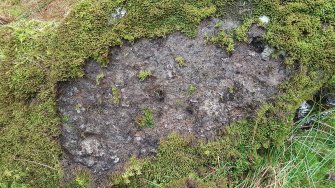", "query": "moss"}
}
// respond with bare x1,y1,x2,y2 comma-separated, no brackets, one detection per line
136,108,155,128
208,30,235,53
166,176,218,188
110,157,144,186
187,84,197,95
1,0,335,187
0,1,221,186
137,70,152,81
65,170,92,188
95,72,105,85
234,18,254,42
121,134,204,187
111,1,335,187
111,86,121,105
175,55,186,67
